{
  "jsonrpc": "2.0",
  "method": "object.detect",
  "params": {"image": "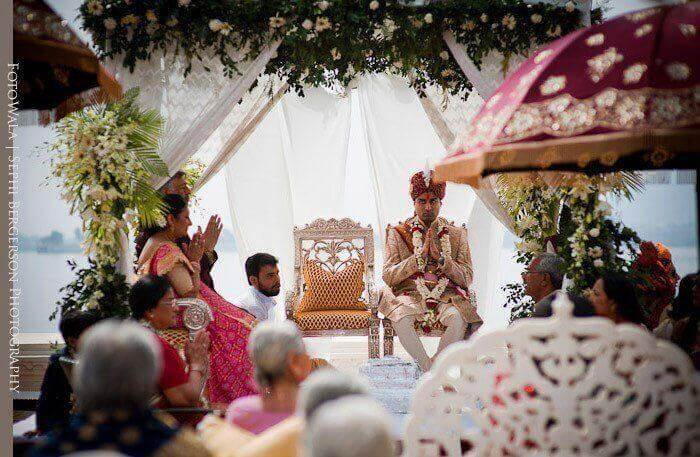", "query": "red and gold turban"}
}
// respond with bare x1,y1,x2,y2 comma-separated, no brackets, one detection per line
409,170,446,201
